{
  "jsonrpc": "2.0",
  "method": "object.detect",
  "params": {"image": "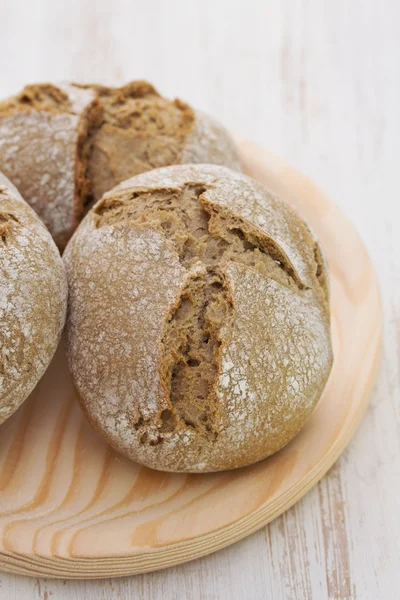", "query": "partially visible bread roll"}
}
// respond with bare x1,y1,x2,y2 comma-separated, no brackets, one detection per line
0,172,67,424
64,164,333,473
0,81,241,249
0,84,98,249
